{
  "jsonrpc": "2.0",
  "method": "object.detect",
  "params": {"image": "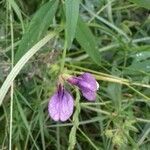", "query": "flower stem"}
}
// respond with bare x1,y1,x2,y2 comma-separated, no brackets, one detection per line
8,1,14,150
68,88,80,150
60,41,67,73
